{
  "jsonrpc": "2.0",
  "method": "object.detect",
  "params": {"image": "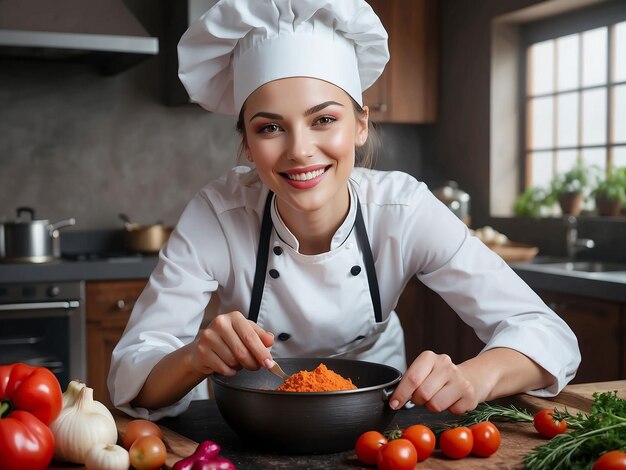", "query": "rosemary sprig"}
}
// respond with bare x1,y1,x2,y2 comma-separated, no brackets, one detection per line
430,403,535,435
524,391,626,470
